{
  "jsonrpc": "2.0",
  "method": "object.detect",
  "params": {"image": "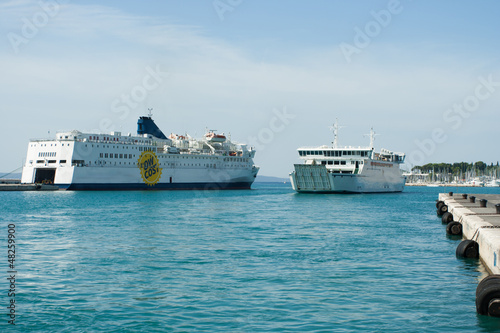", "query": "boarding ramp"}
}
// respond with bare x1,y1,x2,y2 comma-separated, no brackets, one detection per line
293,164,331,191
